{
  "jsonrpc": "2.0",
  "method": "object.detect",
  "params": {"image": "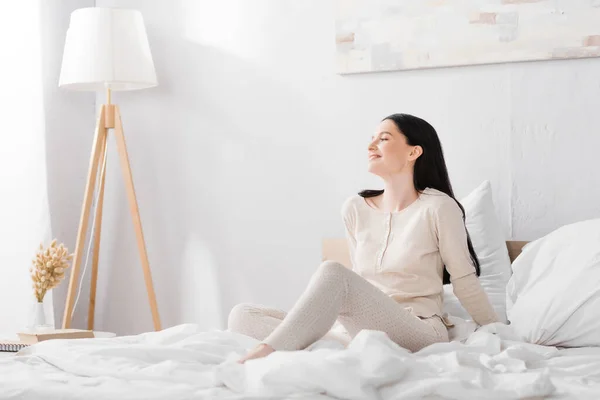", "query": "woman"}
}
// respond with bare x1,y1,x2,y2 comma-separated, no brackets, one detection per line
228,113,499,364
